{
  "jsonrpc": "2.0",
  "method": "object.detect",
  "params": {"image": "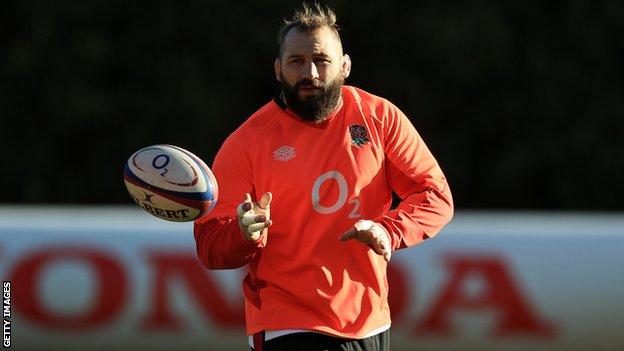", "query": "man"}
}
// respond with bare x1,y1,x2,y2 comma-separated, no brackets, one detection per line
194,3,453,350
